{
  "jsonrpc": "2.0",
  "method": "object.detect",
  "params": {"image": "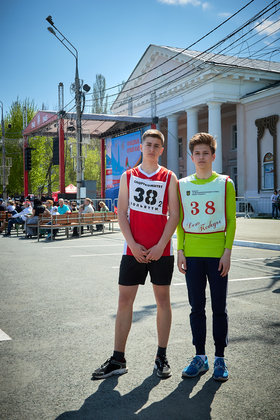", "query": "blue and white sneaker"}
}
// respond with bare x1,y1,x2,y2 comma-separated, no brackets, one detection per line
182,356,209,378
213,358,228,382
